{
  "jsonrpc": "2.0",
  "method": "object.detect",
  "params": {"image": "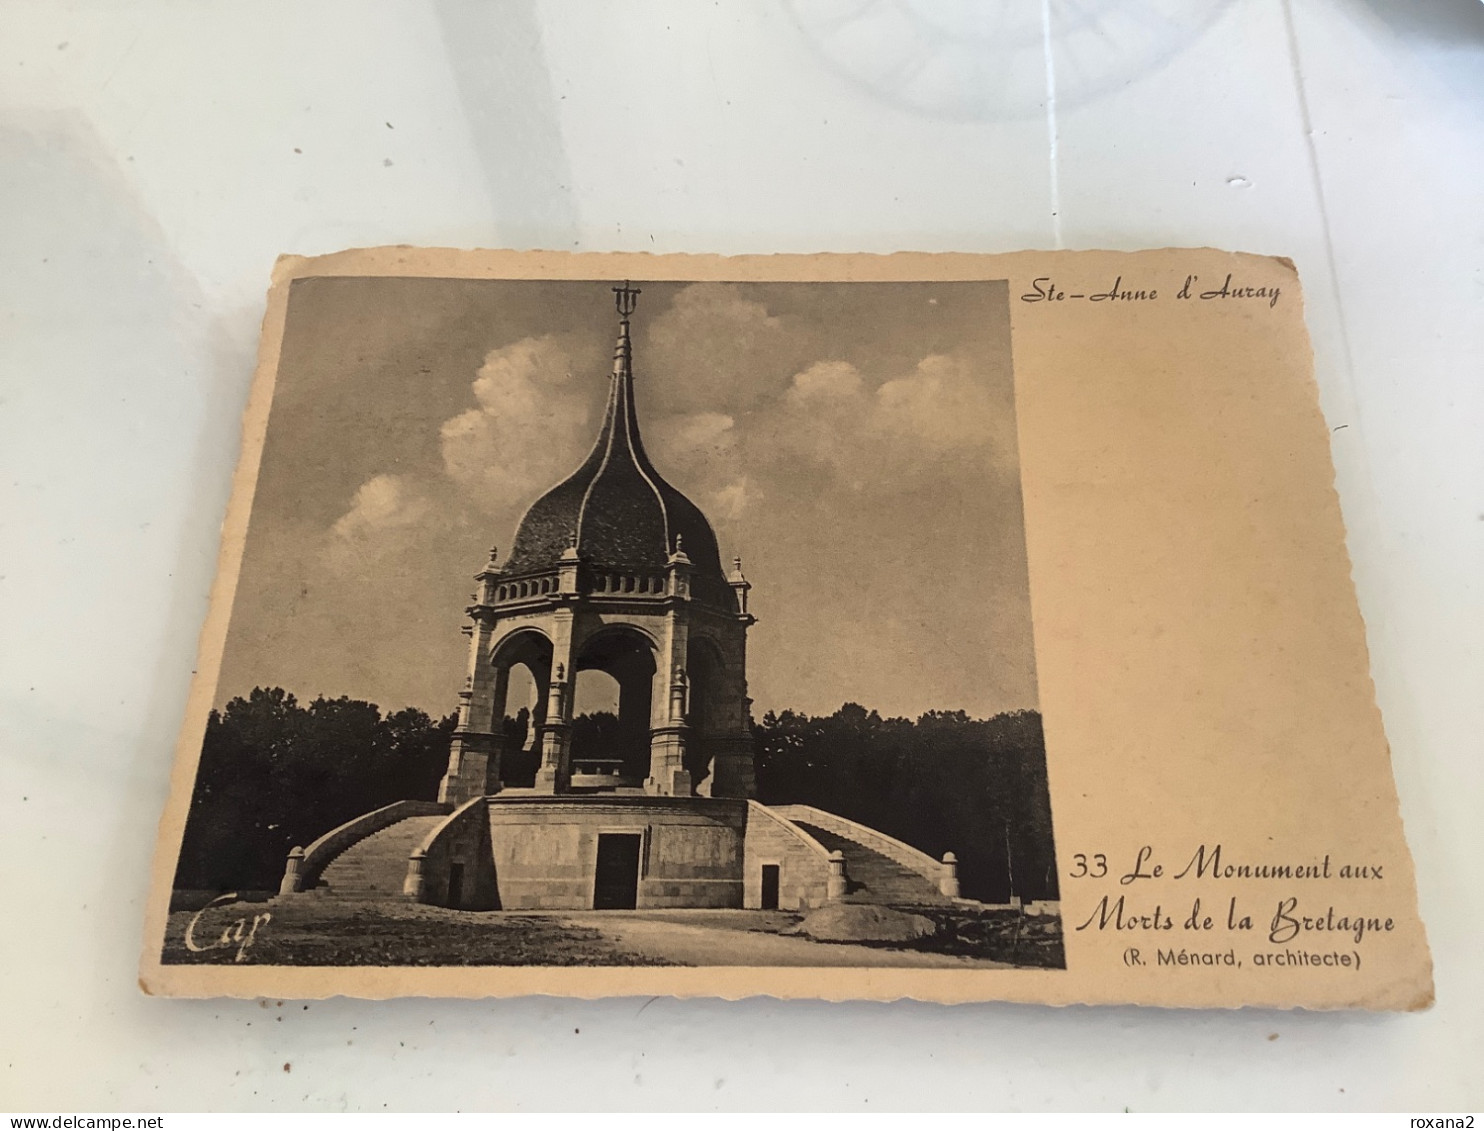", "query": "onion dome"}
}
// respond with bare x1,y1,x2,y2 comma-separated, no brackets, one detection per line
501,287,731,608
